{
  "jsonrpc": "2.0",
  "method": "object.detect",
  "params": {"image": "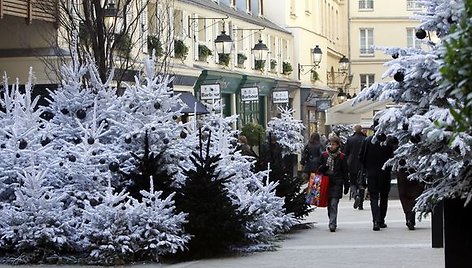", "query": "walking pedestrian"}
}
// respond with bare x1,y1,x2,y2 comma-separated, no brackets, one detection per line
319,136,350,232
343,125,367,210
237,135,257,158
359,128,394,231
397,168,424,230
300,133,324,180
